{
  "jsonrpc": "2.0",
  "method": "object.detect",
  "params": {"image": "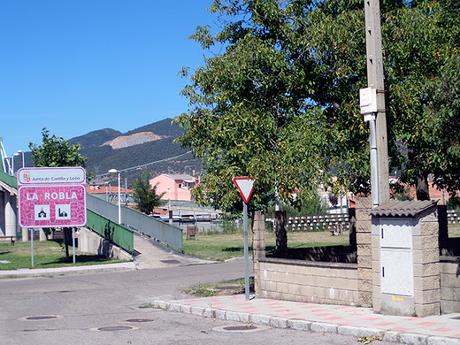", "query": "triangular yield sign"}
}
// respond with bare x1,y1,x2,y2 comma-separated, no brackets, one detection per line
233,176,255,204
